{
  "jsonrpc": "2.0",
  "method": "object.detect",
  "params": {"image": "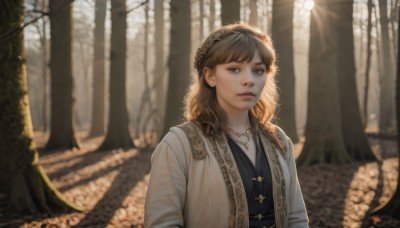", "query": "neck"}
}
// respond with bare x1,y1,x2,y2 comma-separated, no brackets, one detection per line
226,111,251,133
